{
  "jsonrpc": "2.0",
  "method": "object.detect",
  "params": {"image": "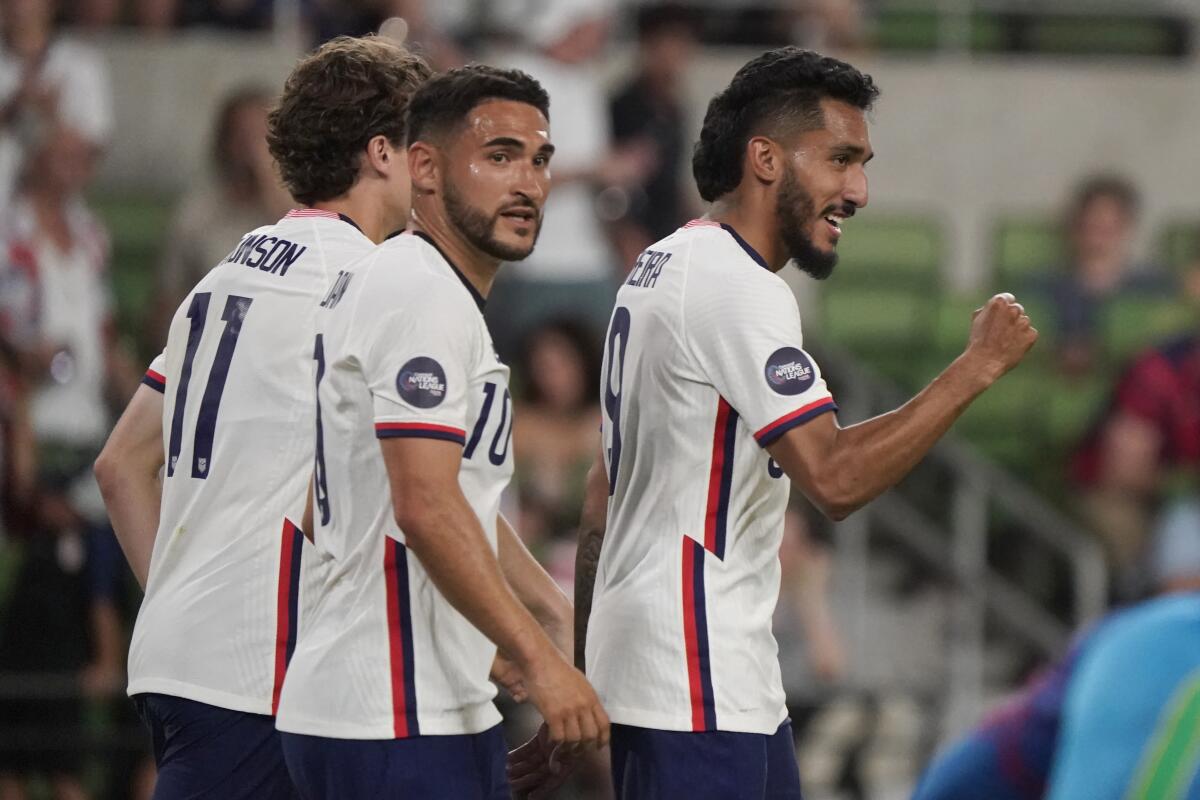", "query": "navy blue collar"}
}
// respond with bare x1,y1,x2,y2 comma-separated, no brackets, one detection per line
337,213,363,234
412,231,487,312
719,223,770,270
